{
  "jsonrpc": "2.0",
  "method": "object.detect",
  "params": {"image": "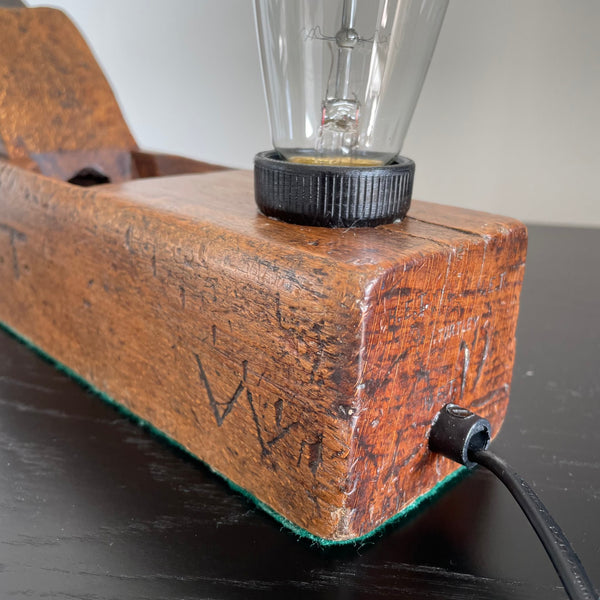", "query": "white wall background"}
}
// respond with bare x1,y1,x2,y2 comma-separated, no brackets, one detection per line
27,0,600,226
